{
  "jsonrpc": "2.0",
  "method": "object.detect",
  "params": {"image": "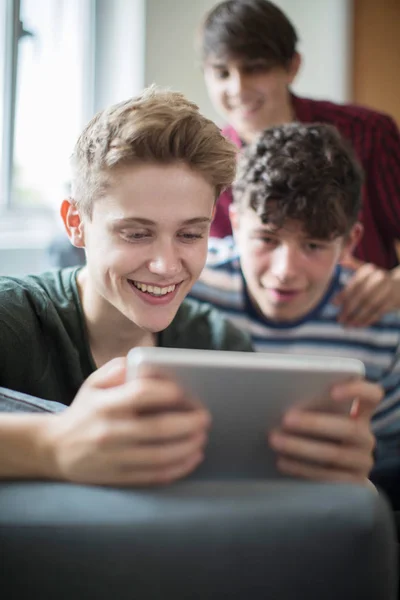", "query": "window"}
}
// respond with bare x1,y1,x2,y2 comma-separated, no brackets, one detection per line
0,0,95,221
